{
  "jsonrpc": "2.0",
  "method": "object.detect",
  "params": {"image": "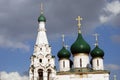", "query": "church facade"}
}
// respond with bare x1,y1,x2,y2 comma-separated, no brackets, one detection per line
29,6,110,80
